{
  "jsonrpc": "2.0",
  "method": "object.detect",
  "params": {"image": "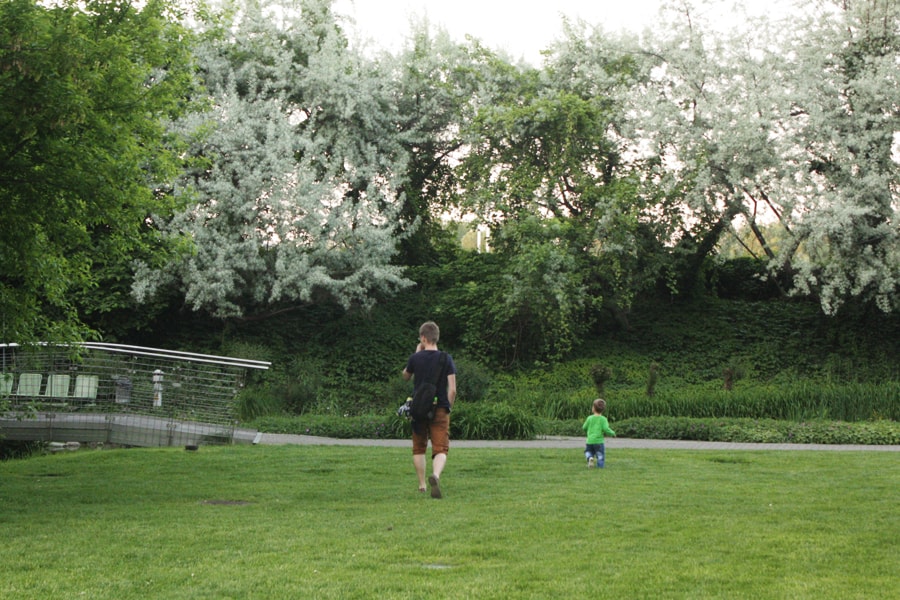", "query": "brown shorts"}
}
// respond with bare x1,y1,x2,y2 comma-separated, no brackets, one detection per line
412,407,450,457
